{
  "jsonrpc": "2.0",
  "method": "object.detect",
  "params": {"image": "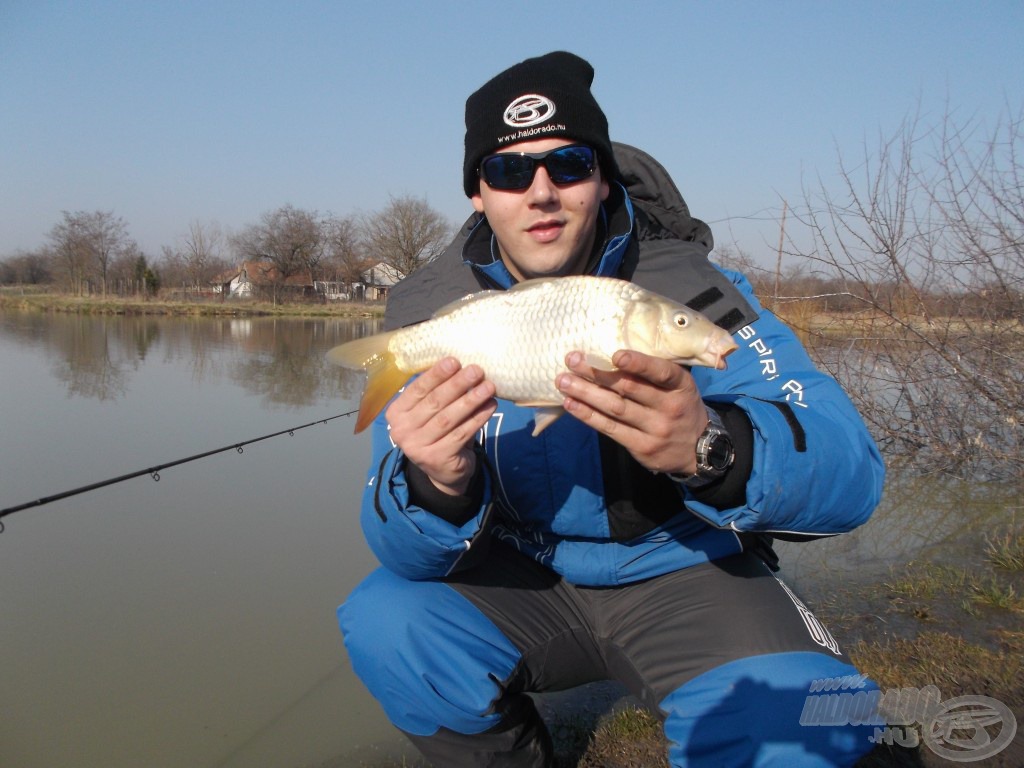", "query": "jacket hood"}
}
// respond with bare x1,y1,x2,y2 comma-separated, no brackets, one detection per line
612,142,713,249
